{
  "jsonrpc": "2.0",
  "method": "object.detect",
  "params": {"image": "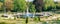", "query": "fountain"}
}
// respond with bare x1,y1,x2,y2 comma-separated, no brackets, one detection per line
26,7,29,16
26,0,30,17
26,4,34,17
26,0,34,17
